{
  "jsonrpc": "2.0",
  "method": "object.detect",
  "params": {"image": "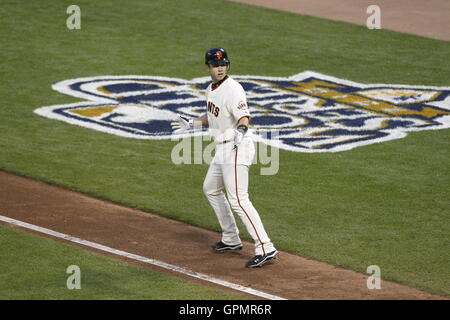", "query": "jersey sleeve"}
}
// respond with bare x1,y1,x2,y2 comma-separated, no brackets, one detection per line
228,82,250,122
